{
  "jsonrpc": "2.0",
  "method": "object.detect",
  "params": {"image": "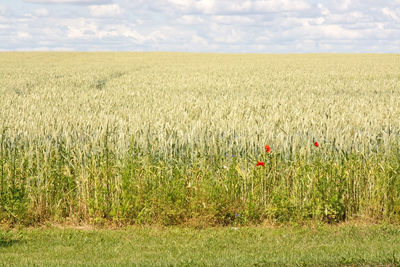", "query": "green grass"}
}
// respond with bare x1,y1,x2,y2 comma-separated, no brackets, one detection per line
1,225,400,266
